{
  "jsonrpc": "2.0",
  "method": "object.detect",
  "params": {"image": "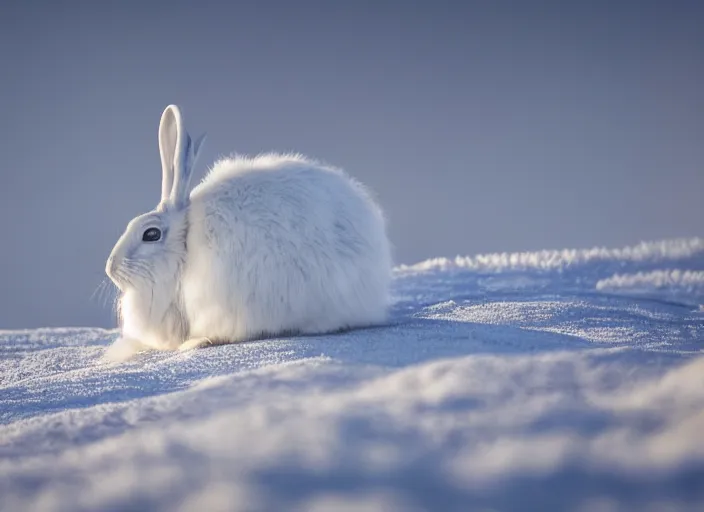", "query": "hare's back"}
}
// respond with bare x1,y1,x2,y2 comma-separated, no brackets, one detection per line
189,154,384,240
